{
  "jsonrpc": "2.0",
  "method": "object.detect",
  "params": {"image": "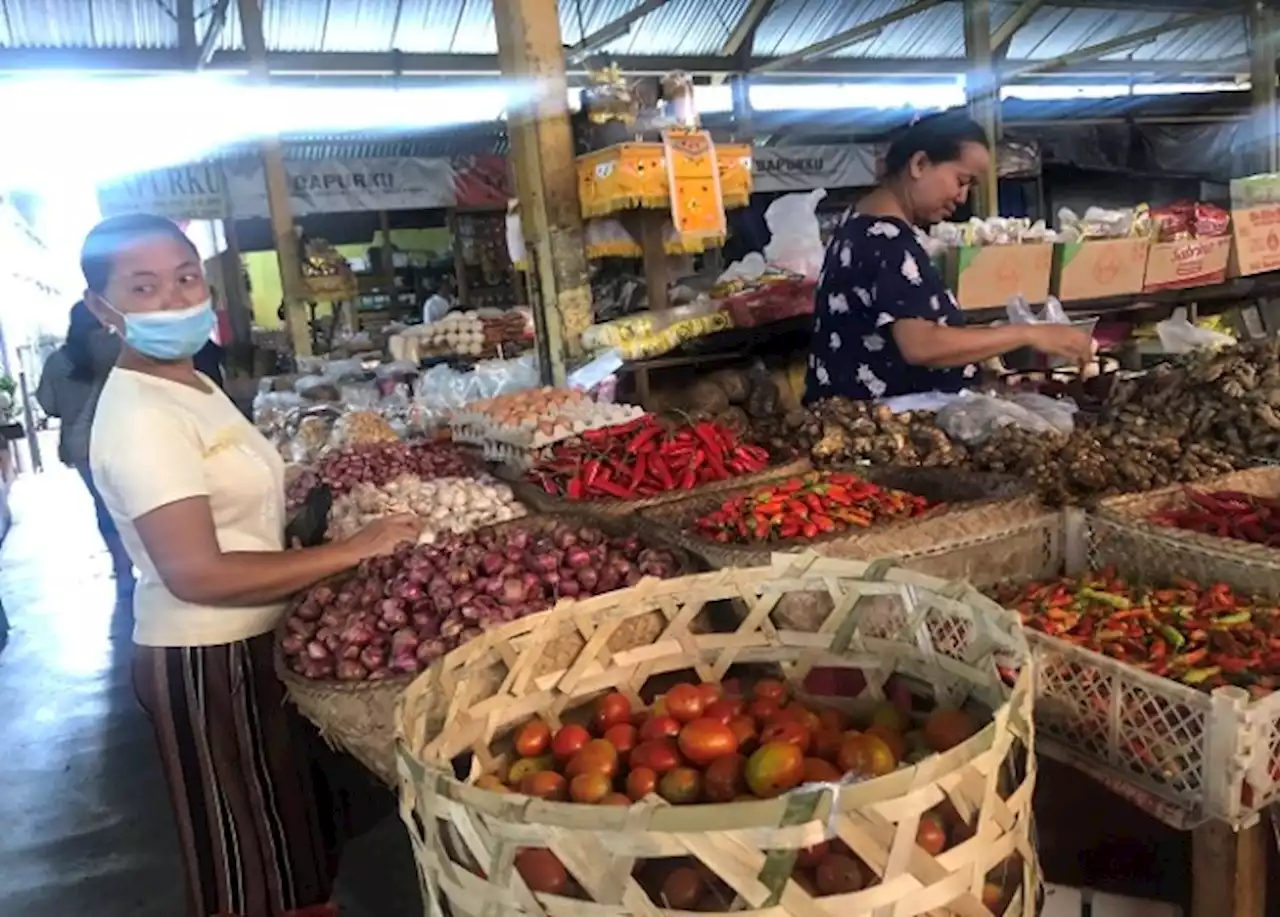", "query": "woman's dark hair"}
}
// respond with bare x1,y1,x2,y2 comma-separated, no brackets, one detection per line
64,300,99,382
883,113,990,178
80,213,199,294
